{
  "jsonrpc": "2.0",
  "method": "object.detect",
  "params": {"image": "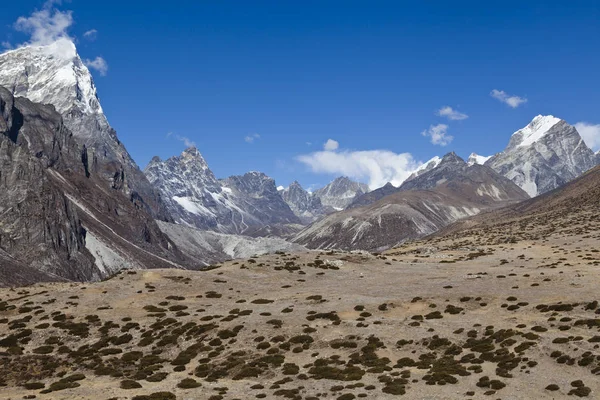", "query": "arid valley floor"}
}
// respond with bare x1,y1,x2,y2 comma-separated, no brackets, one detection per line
2,218,600,400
